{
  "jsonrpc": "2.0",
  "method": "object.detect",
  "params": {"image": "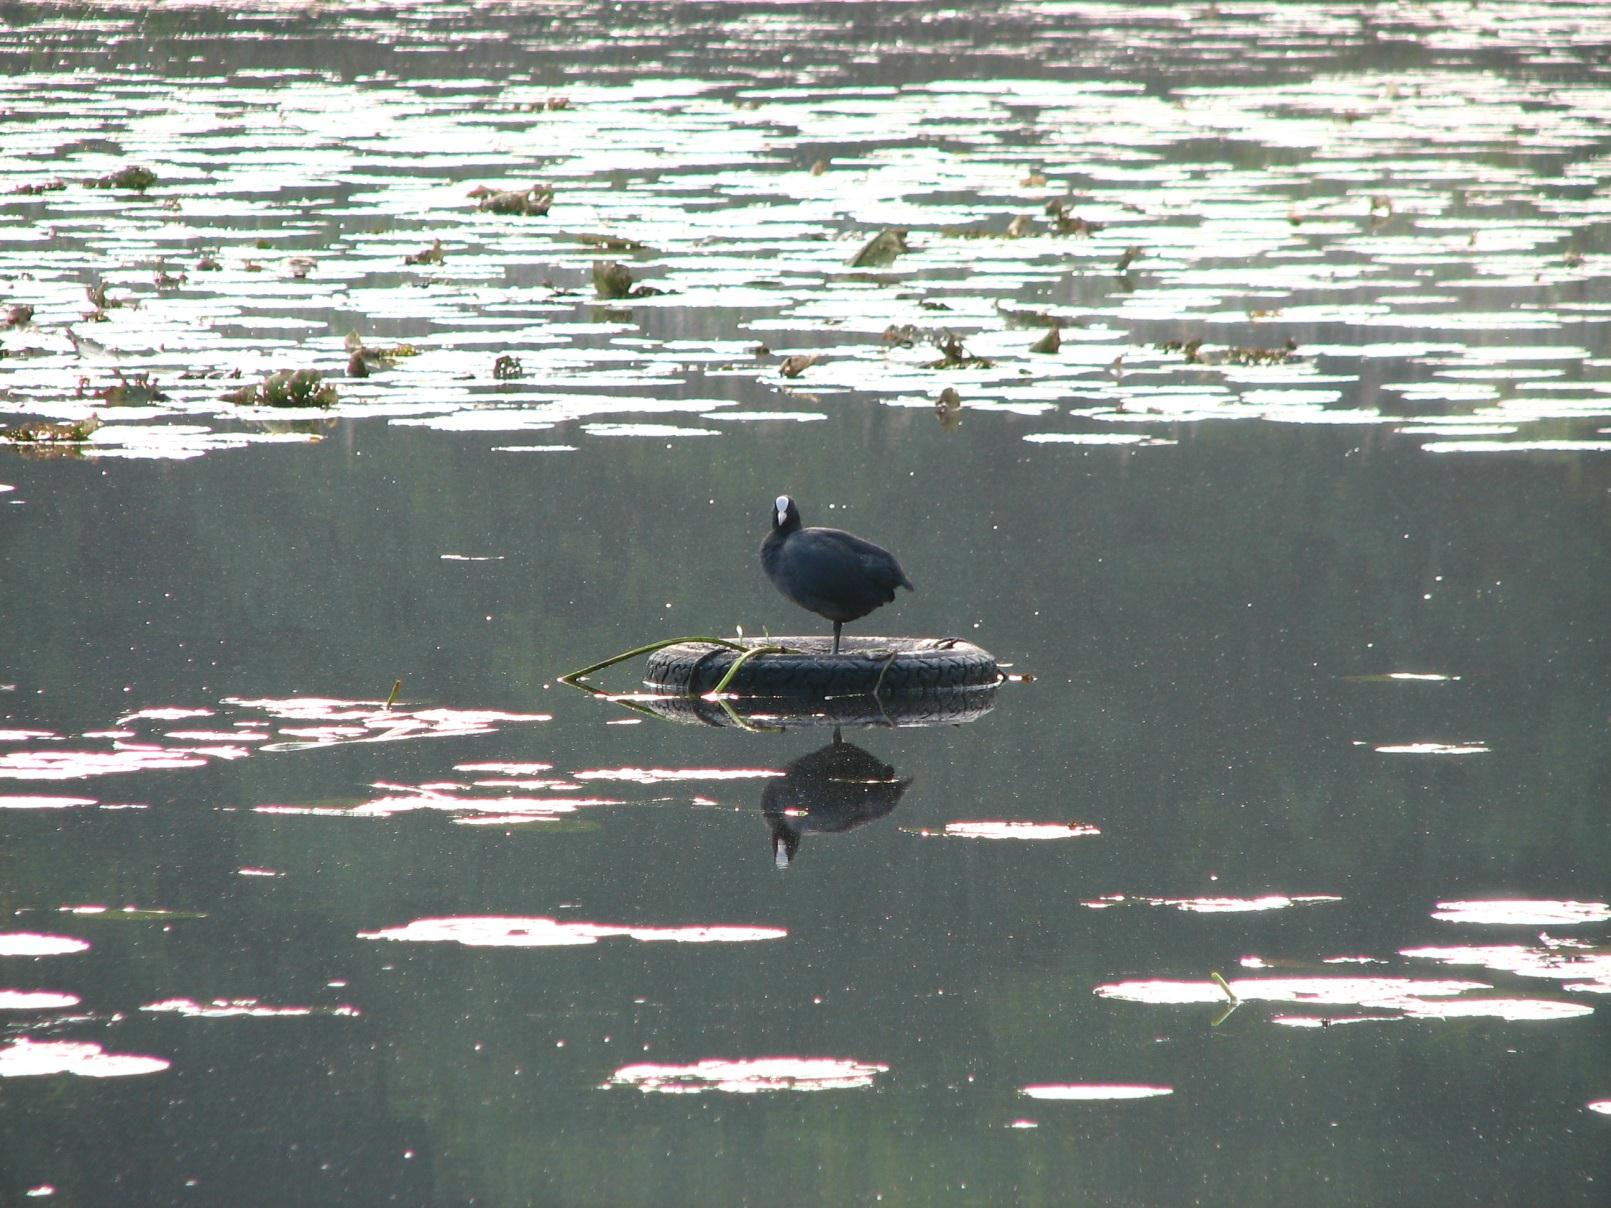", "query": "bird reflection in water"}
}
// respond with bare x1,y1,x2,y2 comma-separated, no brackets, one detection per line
762,729,911,868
